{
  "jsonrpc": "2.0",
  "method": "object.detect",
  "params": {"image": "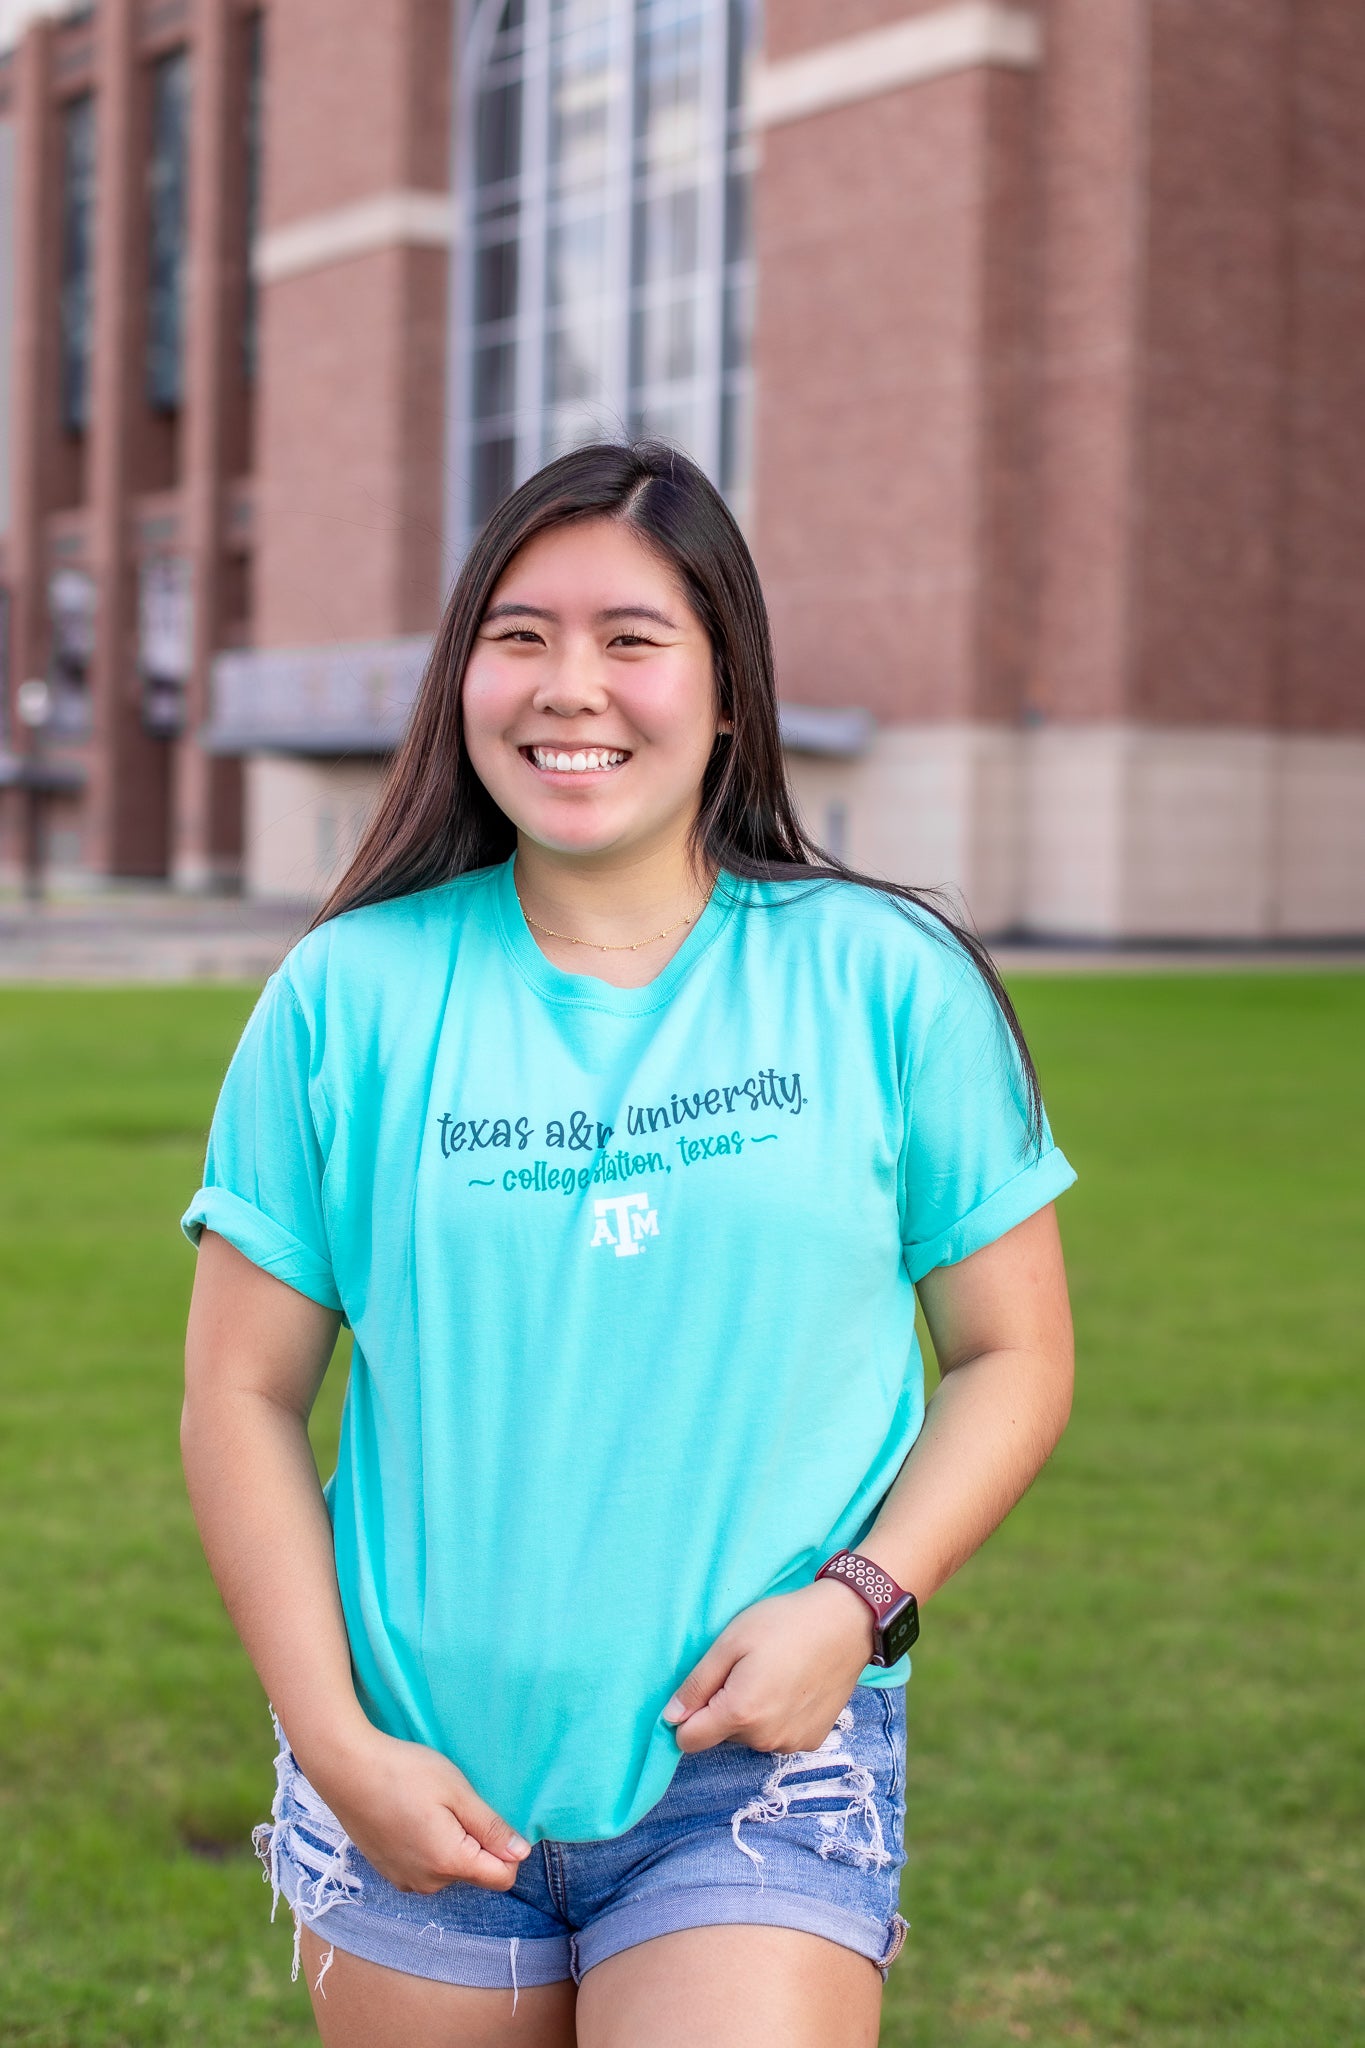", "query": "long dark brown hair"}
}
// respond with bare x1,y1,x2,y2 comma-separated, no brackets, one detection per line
311,439,1042,1141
